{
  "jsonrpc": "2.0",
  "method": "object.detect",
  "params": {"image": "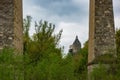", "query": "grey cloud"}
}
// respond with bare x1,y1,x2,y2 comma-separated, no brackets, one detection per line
23,0,119,53
24,0,88,17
